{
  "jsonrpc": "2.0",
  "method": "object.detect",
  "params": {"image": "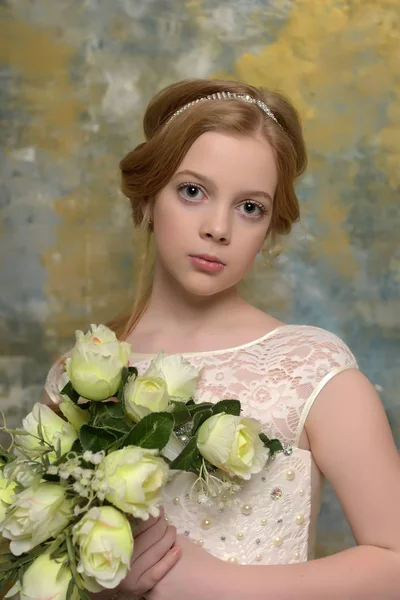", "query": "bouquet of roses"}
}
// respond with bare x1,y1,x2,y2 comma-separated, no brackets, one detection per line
0,324,282,600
